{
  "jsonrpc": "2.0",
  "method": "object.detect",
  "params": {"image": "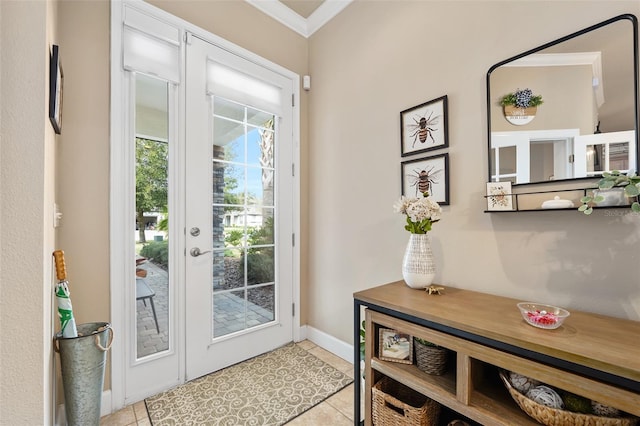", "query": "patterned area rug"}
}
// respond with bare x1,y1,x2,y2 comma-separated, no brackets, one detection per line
145,343,353,425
